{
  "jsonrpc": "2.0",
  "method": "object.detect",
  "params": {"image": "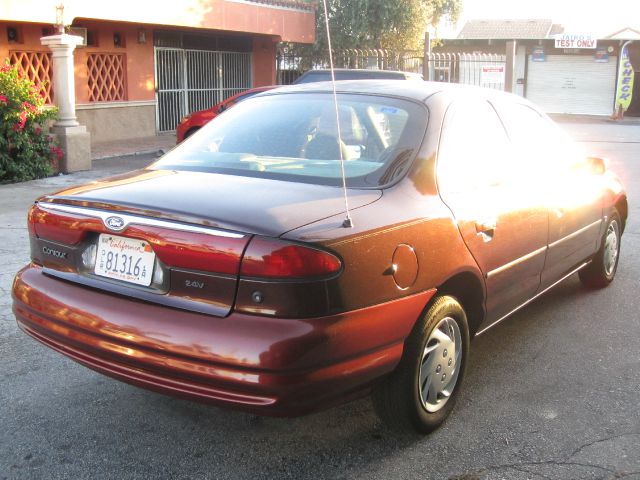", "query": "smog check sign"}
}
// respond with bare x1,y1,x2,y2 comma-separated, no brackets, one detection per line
554,34,597,49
